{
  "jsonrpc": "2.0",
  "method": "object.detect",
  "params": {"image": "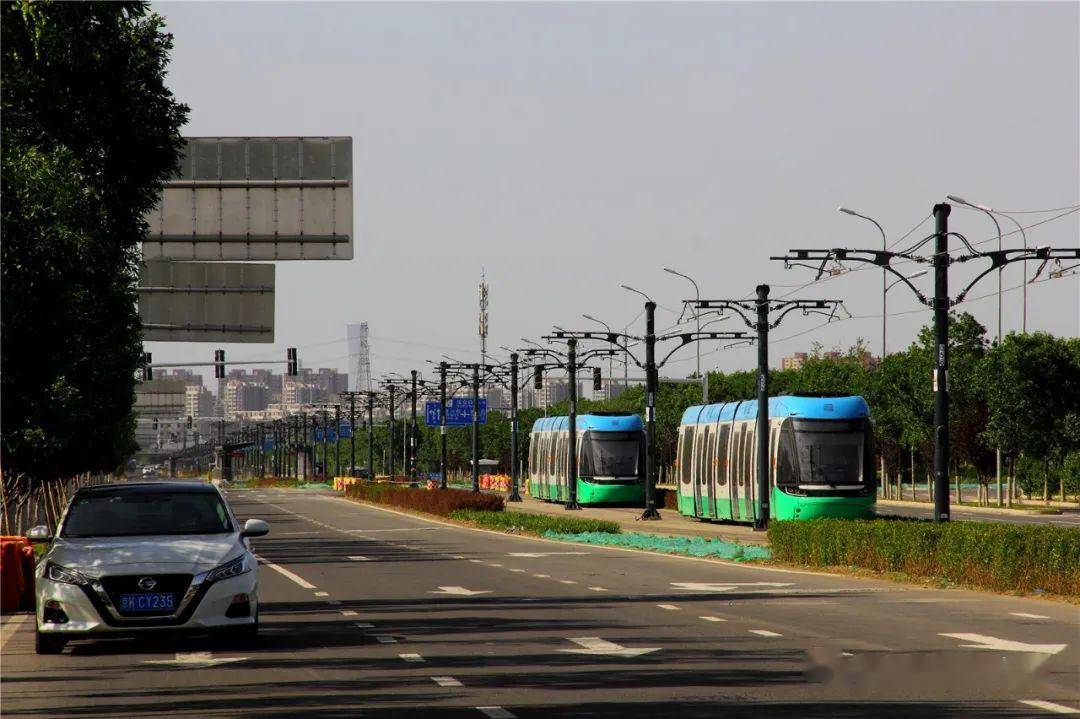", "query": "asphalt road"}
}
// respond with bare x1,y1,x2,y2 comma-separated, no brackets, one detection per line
2,488,1078,718
876,502,1080,527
